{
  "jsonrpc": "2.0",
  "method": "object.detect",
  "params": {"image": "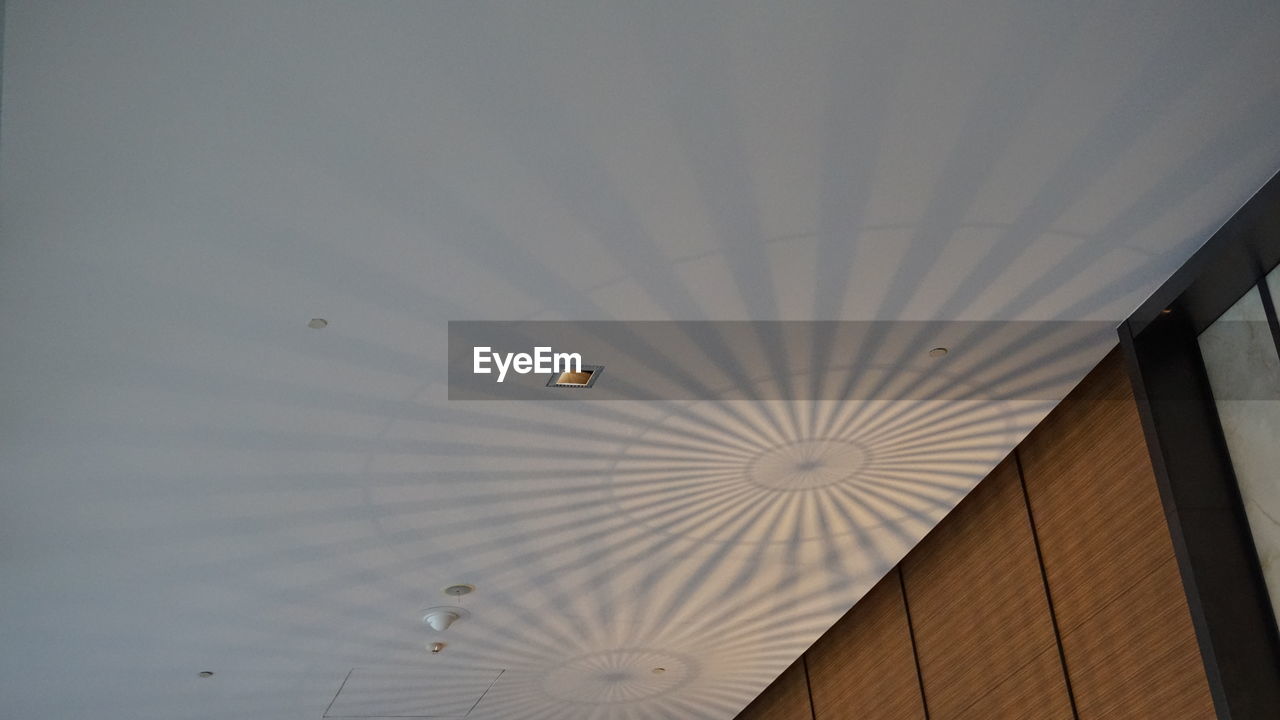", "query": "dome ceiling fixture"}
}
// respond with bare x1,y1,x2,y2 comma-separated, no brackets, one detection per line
423,606,471,632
